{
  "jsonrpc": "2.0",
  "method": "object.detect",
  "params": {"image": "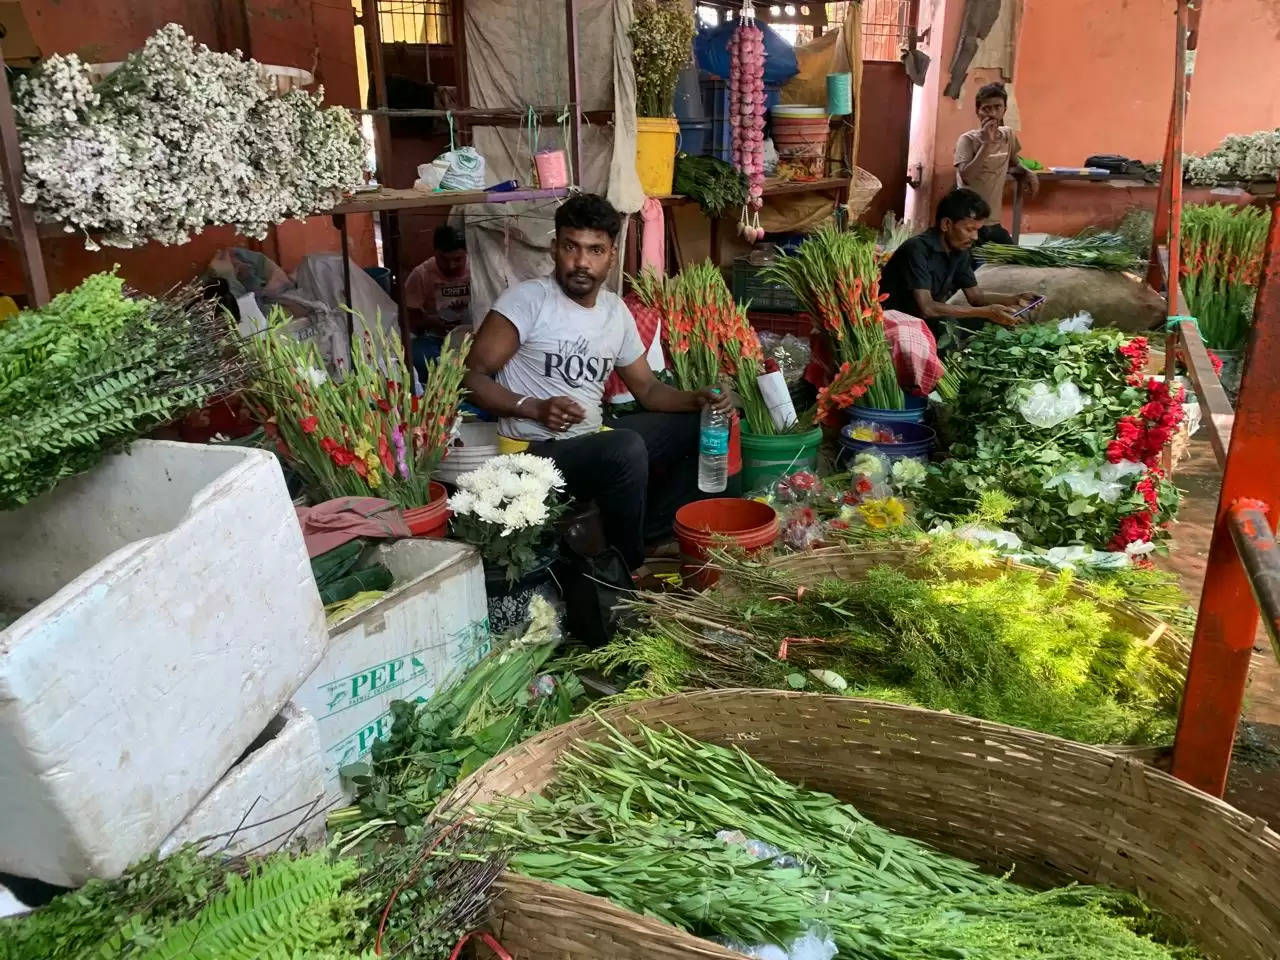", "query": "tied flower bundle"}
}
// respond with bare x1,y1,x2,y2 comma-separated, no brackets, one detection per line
1,23,365,249
729,11,767,242
449,455,567,582
1180,203,1271,351
765,227,903,417
243,311,467,509
630,0,696,118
